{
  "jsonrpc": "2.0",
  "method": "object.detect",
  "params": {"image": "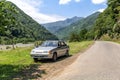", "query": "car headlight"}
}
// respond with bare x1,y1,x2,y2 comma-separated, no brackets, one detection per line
43,51,52,54
31,50,35,54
